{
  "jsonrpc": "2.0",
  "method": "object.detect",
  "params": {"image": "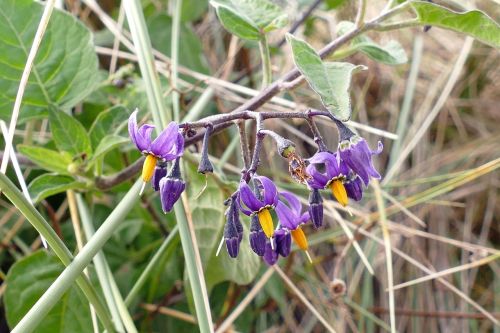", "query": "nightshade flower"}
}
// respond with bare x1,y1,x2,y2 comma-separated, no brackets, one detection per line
275,191,311,257
239,176,279,239
338,135,383,186
159,159,185,213
306,152,349,207
128,110,184,194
